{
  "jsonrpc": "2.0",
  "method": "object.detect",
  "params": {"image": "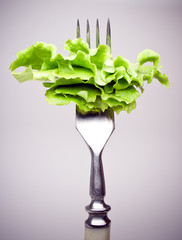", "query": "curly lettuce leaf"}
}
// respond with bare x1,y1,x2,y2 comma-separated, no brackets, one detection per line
10,42,57,71
137,49,160,66
9,38,169,114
